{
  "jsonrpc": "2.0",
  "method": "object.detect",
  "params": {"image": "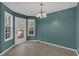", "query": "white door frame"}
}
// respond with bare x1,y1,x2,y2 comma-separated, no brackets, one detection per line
15,17,26,45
